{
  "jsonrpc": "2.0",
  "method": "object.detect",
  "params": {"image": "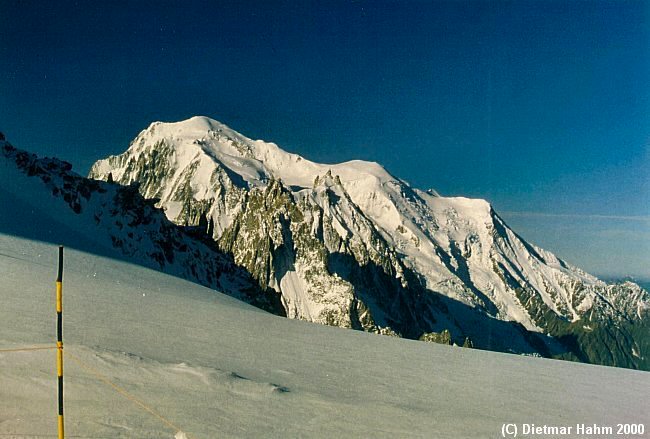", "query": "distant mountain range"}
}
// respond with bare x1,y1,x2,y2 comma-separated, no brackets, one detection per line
2,117,648,369
602,277,650,294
